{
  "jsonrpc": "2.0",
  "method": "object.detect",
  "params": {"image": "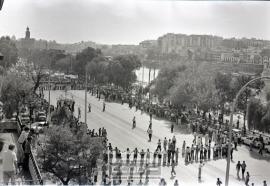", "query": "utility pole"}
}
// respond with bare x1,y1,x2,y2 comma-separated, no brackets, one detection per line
0,52,4,98
85,67,88,125
48,68,51,123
